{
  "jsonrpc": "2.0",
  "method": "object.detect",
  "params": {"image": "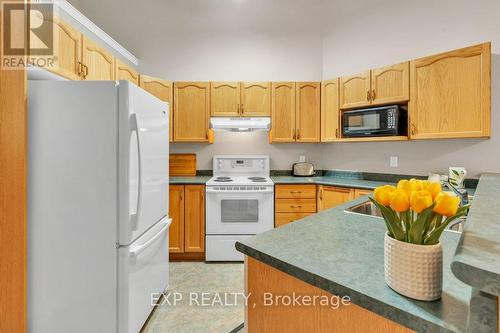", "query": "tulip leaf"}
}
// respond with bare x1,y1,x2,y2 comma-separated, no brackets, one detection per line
369,198,405,241
408,205,435,244
424,210,468,245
